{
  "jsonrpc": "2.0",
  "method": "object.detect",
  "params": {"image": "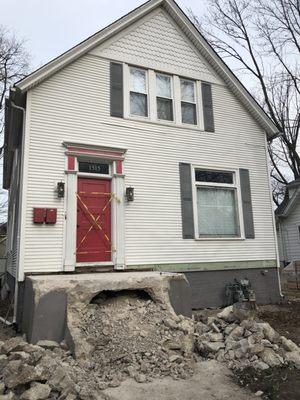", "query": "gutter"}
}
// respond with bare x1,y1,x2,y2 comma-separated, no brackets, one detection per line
268,131,283,142
10,101,26,324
